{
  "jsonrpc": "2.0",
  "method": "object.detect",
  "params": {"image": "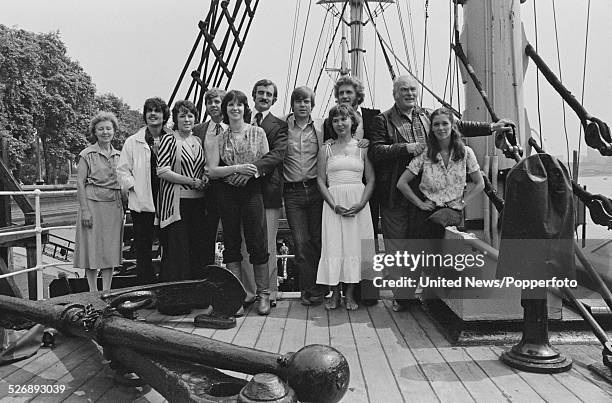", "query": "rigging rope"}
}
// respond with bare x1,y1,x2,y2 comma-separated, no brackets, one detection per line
577,0,592,169
533,0,543,147
305,11,330,86
363,59,375,108
372,23,377,103
395,0,413,73
363,1,396,80
283,0,302,113
292,0,313,90
421,0,430,105
379,4,400,74
405,0,420,78
313,0,349,96
322,71,339,118
442,0,454,102
369,20,461,117
551,0,571,167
